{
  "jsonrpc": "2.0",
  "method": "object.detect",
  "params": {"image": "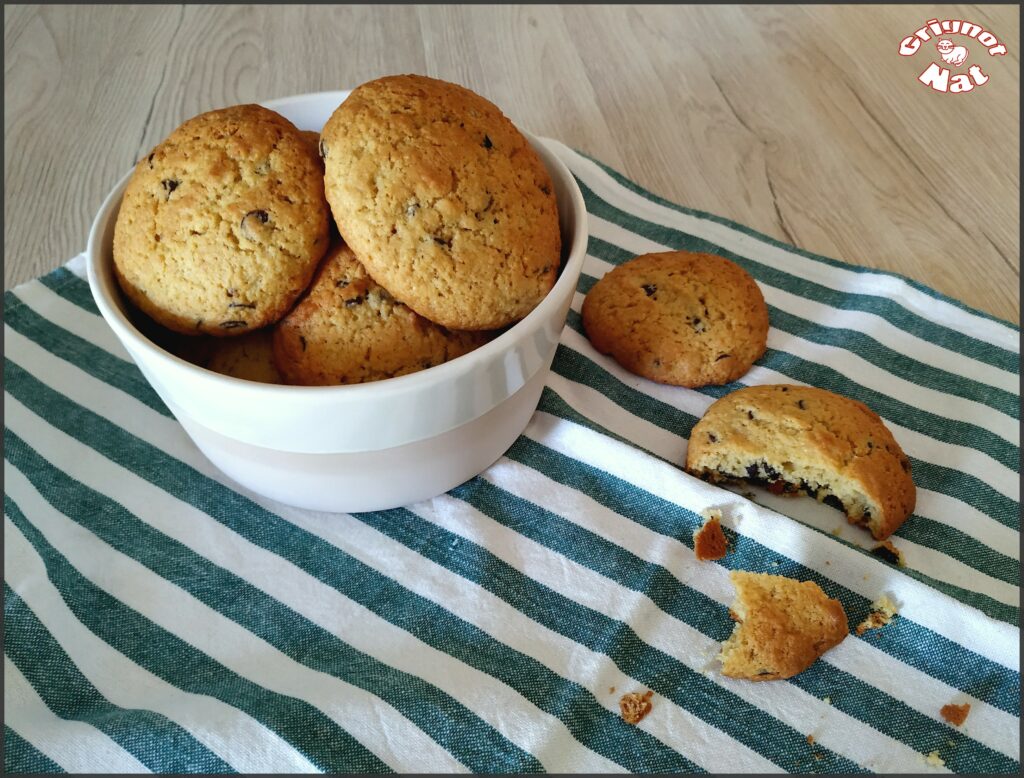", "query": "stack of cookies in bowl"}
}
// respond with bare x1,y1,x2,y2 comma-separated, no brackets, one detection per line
112,75,562,386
